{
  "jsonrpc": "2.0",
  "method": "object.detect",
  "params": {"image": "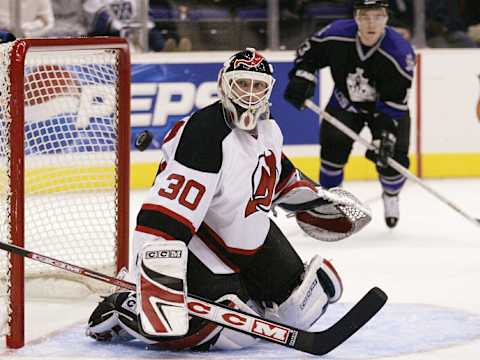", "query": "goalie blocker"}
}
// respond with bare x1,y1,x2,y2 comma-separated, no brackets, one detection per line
274,175,371,241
